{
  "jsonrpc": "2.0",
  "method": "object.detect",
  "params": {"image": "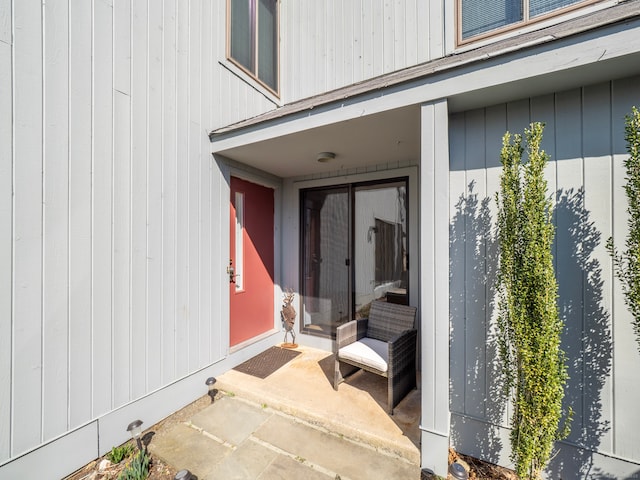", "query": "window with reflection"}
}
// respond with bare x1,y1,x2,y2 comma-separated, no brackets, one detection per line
229,0,279,93
300,179,408,338
459,0,600,43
